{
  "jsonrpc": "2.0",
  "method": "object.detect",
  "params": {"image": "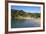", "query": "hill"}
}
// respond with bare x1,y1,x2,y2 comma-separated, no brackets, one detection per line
11,9,40,19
